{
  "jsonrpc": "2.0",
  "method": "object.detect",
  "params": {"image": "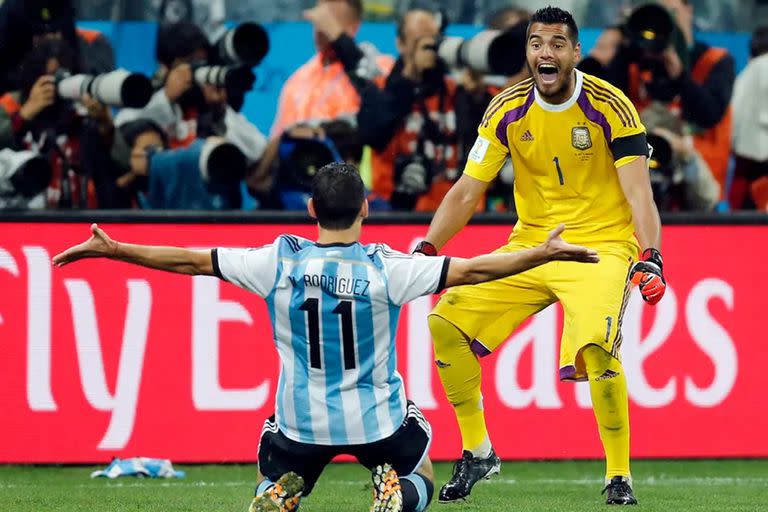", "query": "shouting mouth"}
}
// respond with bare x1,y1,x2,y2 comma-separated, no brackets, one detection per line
537,63,559,85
